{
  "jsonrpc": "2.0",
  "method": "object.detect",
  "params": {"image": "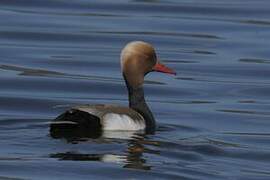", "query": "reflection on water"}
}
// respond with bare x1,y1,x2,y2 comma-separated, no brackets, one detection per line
1,0,270,179
50,134,153,170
